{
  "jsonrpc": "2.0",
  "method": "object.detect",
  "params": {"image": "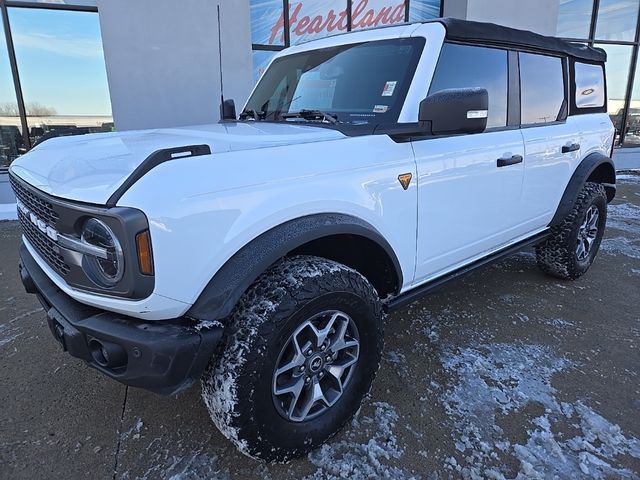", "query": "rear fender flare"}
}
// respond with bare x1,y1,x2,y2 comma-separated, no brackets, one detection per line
550,152,615,226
